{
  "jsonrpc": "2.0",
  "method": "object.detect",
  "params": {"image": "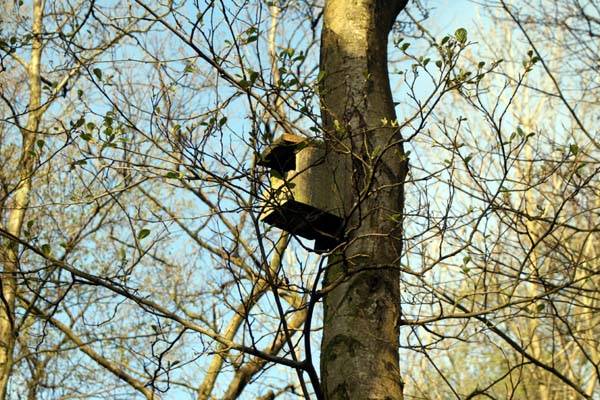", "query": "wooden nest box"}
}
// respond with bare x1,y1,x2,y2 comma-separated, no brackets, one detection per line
257,133,346,252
